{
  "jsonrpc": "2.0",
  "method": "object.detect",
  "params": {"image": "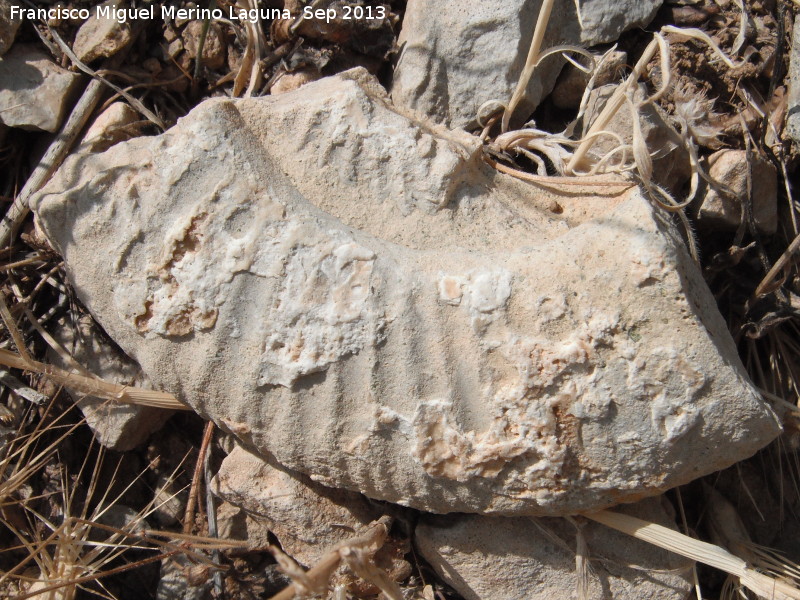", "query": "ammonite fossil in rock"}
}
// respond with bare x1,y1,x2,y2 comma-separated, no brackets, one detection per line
32,69,781,516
